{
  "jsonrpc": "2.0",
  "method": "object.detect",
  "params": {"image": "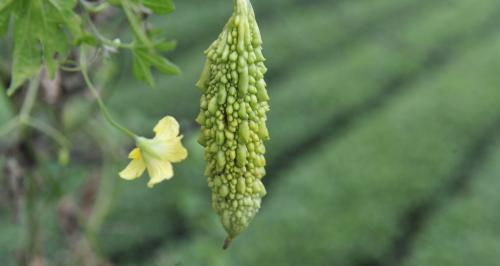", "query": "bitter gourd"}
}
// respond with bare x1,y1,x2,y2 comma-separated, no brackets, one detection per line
196,0,269,248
